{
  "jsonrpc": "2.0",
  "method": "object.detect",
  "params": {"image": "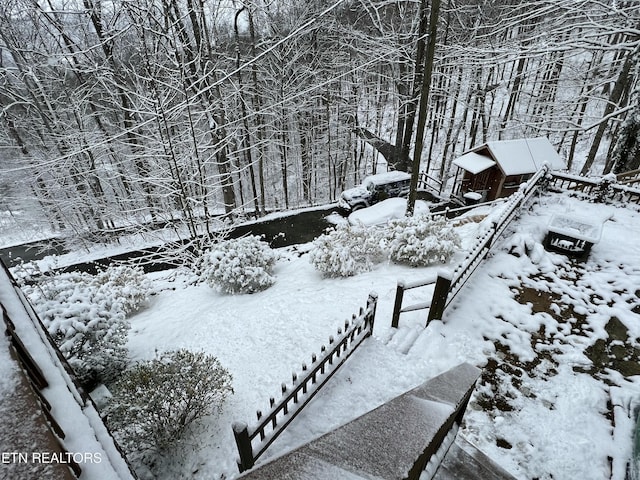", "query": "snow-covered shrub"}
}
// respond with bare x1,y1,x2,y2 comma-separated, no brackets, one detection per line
202,235,277,294
385,215,461,266
92,265,151,314
594,173,616,203
106,350,233,471
18,264,151,388
309,223,384,277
